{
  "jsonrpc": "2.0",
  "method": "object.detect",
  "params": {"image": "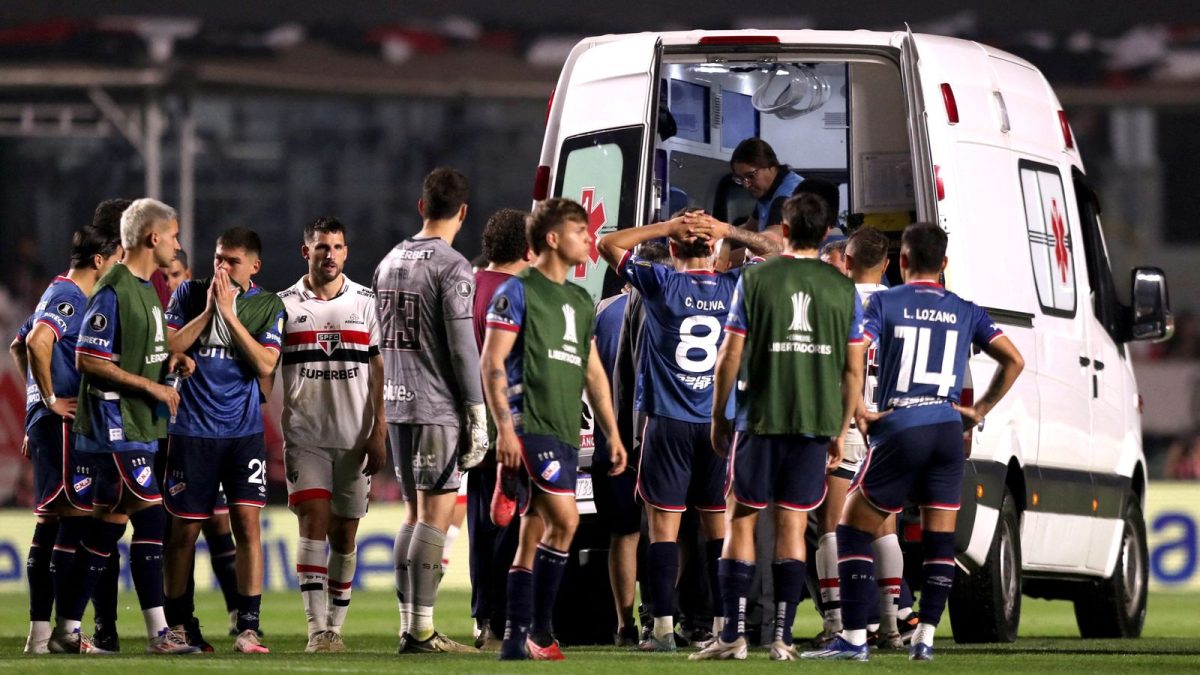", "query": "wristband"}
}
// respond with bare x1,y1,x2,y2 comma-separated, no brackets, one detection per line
42,394,57,407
